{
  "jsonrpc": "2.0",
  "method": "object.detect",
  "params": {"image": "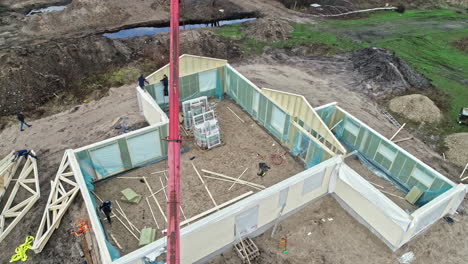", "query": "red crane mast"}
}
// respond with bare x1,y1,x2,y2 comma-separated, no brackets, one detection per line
166,0,181,263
